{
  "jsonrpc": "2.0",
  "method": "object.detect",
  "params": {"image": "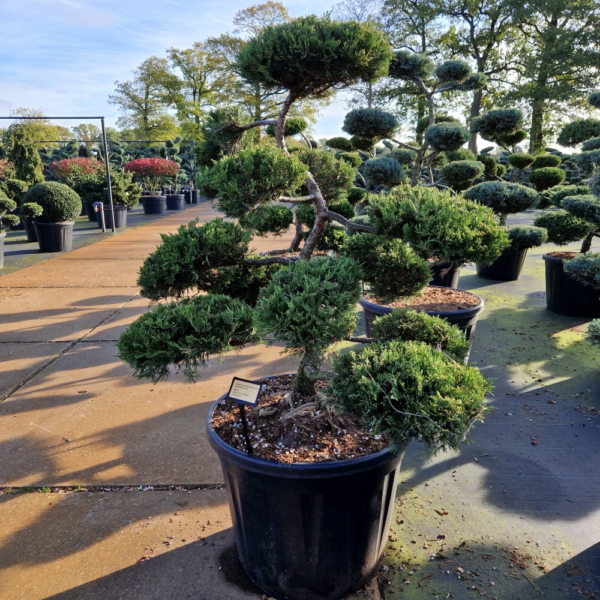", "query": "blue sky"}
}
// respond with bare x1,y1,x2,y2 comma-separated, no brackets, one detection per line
0,0,350,139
